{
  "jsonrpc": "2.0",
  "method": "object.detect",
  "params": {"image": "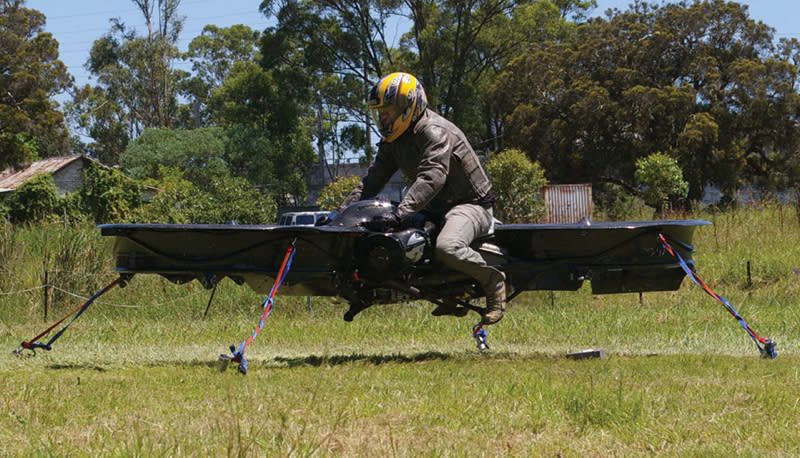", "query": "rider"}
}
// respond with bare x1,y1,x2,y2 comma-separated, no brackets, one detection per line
339,71,506,325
